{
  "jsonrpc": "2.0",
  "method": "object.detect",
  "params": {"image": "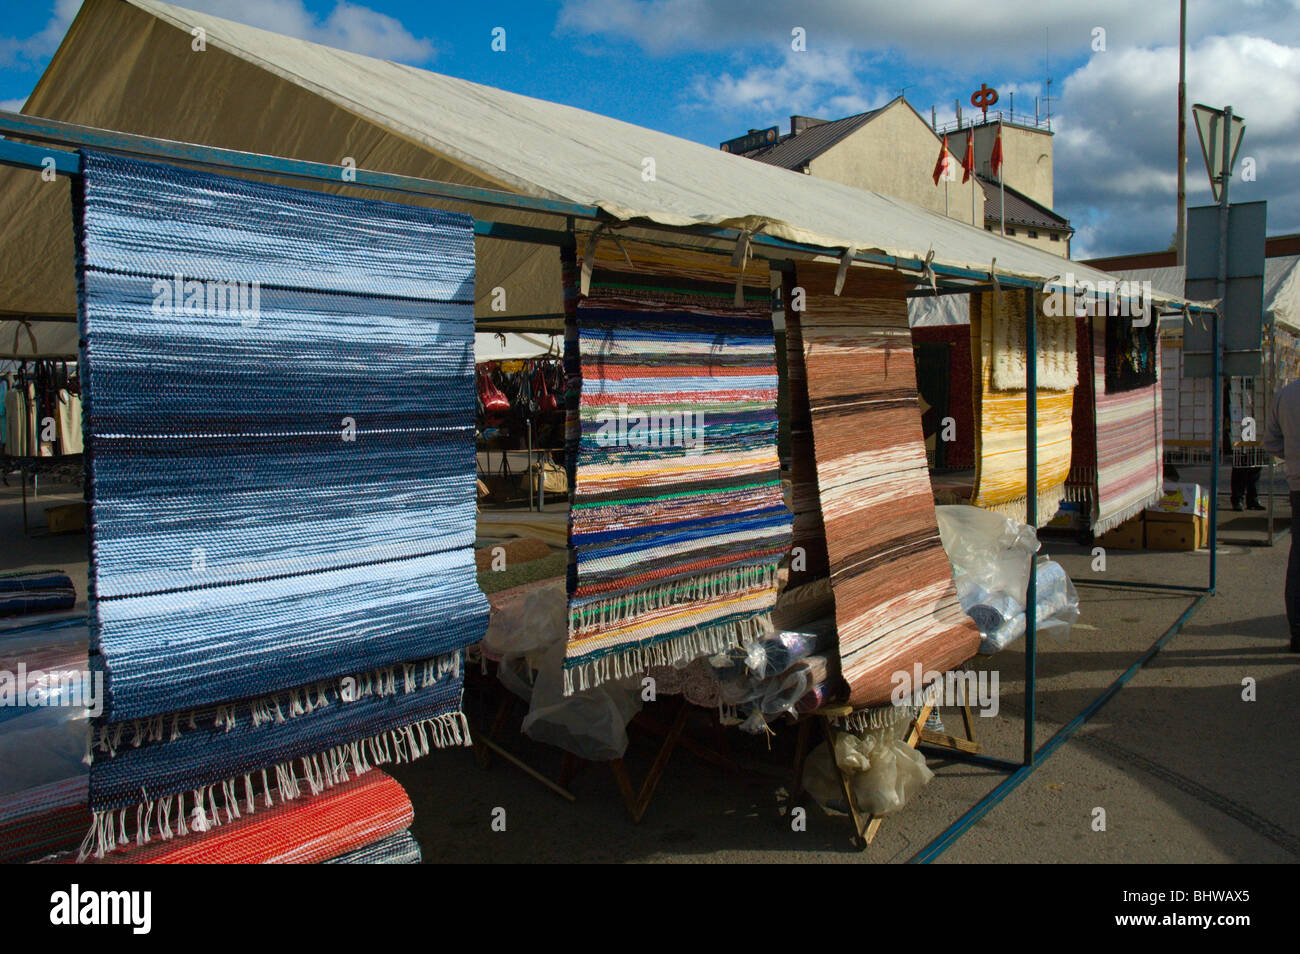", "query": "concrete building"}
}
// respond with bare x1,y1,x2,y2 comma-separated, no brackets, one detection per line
728,102,1072,257
726,98,984,227
977,174,1073,256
